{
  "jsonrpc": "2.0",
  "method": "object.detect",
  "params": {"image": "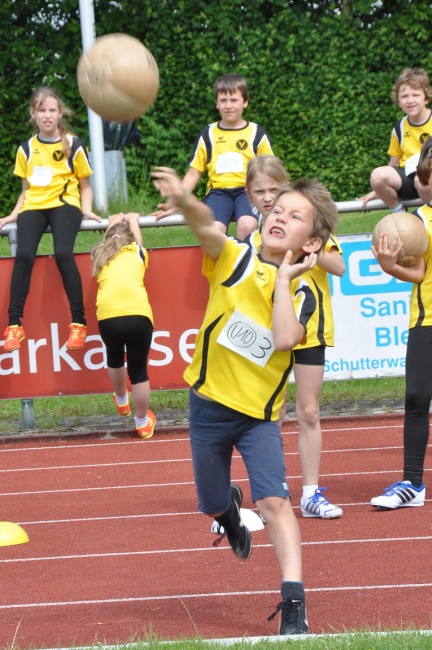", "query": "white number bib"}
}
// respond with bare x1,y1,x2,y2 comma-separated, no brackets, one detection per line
29,166,53,187
217,310,275,367
405,153,420,178
216,153,244,174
